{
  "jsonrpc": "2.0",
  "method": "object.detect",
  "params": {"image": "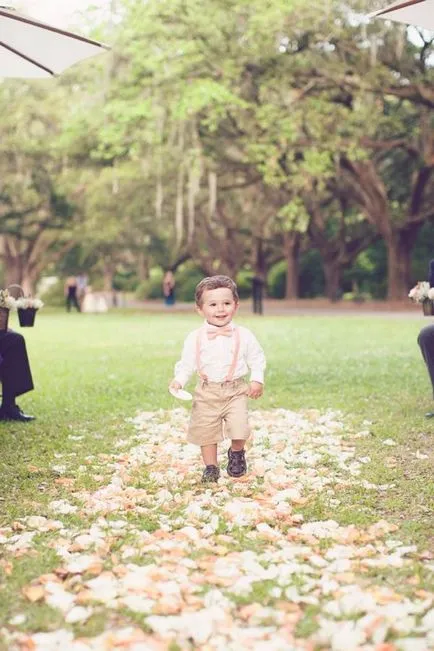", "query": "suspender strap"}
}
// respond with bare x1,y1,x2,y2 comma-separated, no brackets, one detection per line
195,327,208,381
225,327,240,381
196,325,240,382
